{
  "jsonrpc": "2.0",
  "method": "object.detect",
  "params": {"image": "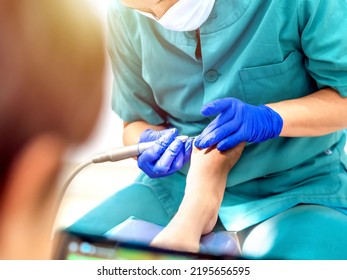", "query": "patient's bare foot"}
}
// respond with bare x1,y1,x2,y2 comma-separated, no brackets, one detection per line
150,143,245,253
185,142,245,234
150,219,200,253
